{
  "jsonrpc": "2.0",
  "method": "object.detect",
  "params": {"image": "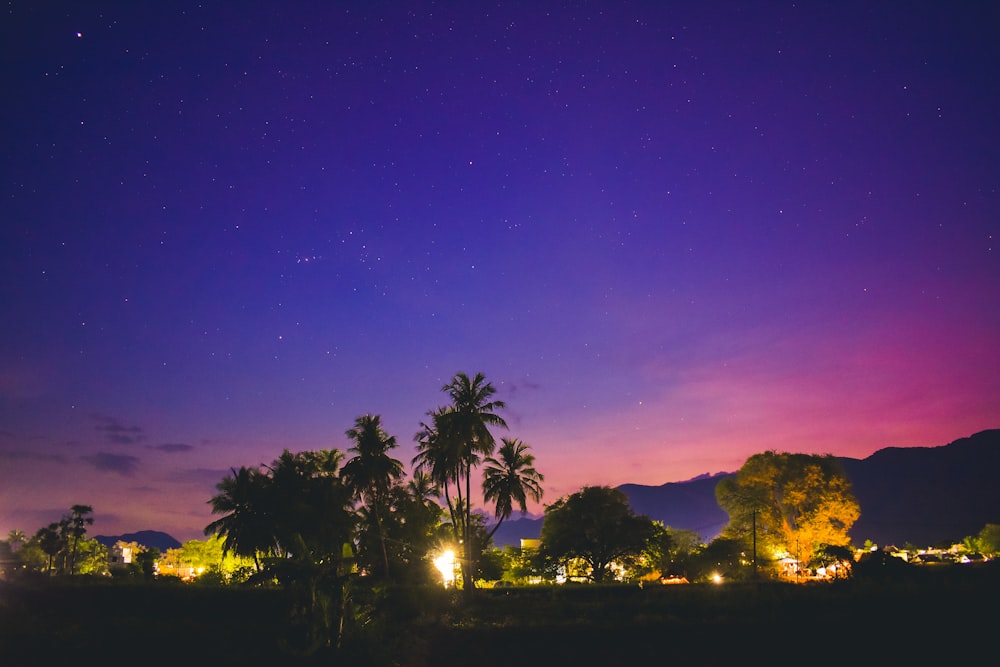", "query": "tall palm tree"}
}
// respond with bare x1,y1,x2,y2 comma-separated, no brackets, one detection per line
67,504,94,576
413,407,464,544
482,438,544,541
440,371,508,595
205,465,273,570
342,414,404,577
